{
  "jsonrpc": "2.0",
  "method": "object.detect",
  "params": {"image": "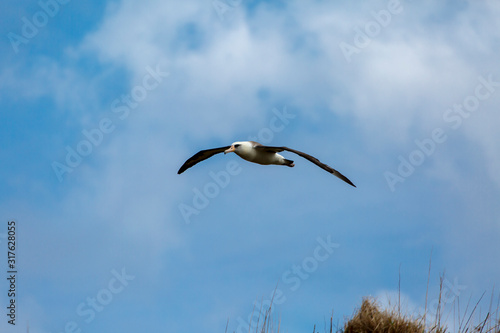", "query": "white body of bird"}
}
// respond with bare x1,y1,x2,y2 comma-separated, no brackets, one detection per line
224,141,293,166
